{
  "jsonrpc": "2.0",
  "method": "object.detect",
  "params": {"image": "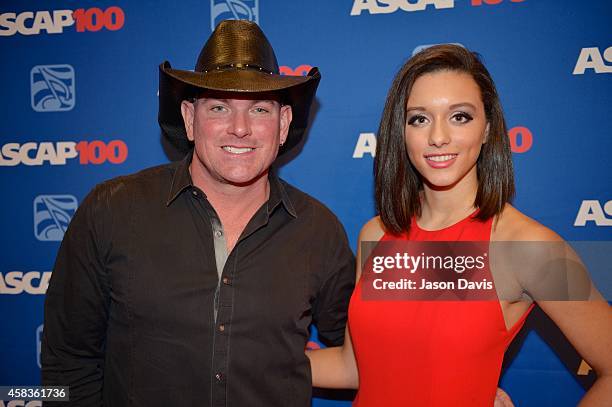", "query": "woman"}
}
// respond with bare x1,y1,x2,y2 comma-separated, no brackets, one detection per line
307,45,611,406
